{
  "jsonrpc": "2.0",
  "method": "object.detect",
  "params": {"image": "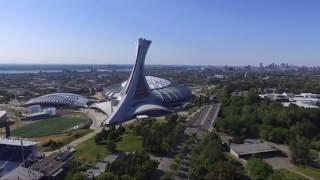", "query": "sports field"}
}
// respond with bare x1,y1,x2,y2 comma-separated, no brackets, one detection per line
12,114,89,138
